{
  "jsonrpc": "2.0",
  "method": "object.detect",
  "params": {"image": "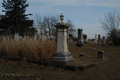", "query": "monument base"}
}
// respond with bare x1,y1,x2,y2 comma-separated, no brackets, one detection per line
76,43,84,47
102,44,106,46
50,51,75,67
76,40,84,47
